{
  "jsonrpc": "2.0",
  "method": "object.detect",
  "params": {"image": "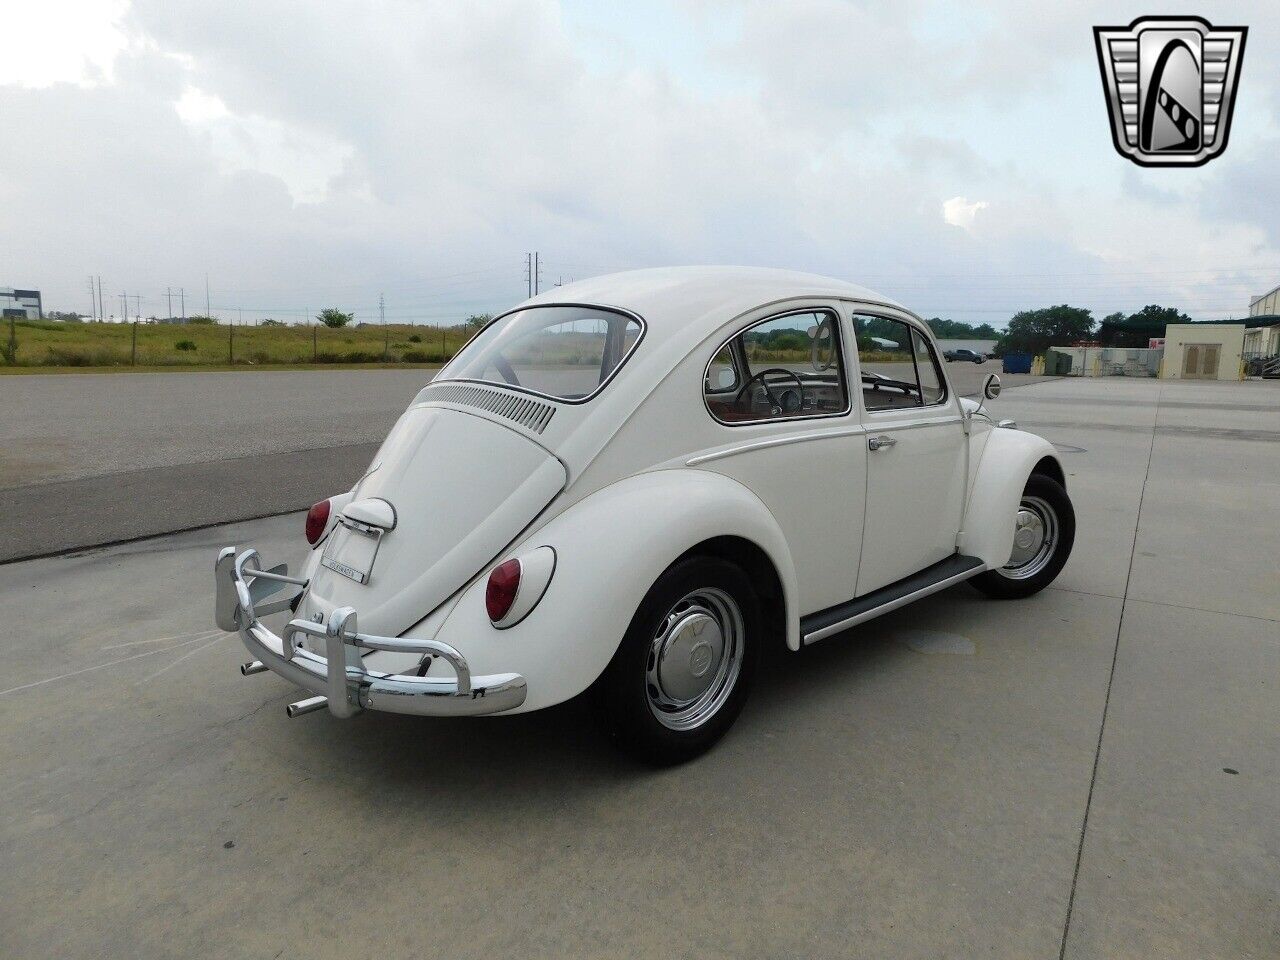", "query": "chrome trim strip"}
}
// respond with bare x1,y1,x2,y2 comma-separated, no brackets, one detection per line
802,564,987,645
685,424,869,466
856,415,963,429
